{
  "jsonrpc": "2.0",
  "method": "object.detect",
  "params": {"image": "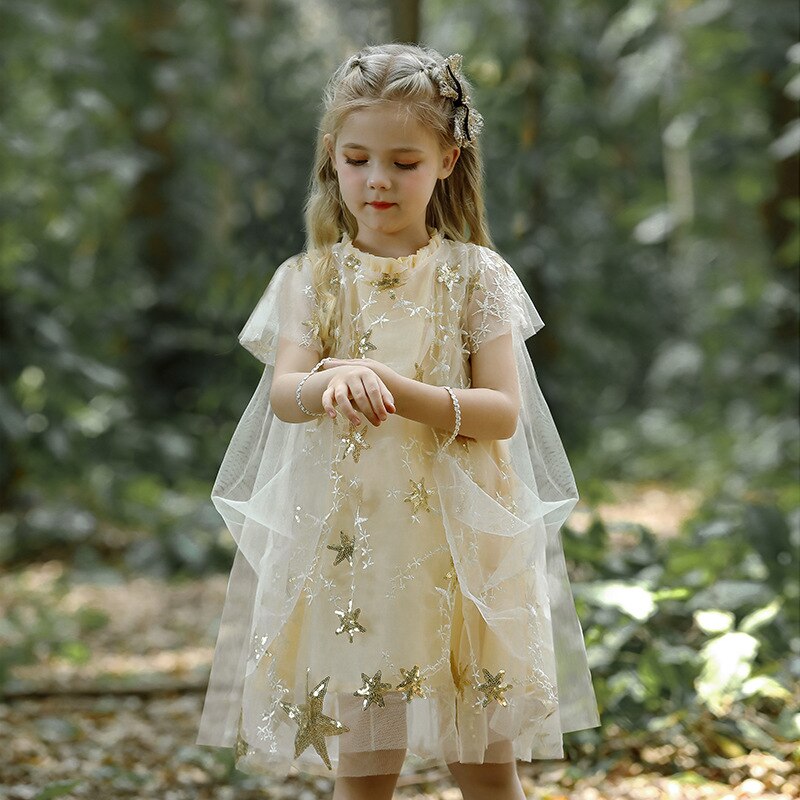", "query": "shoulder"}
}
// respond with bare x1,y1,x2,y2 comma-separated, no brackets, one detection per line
443,242,516,298
444,239,510,272
276,250,310,272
